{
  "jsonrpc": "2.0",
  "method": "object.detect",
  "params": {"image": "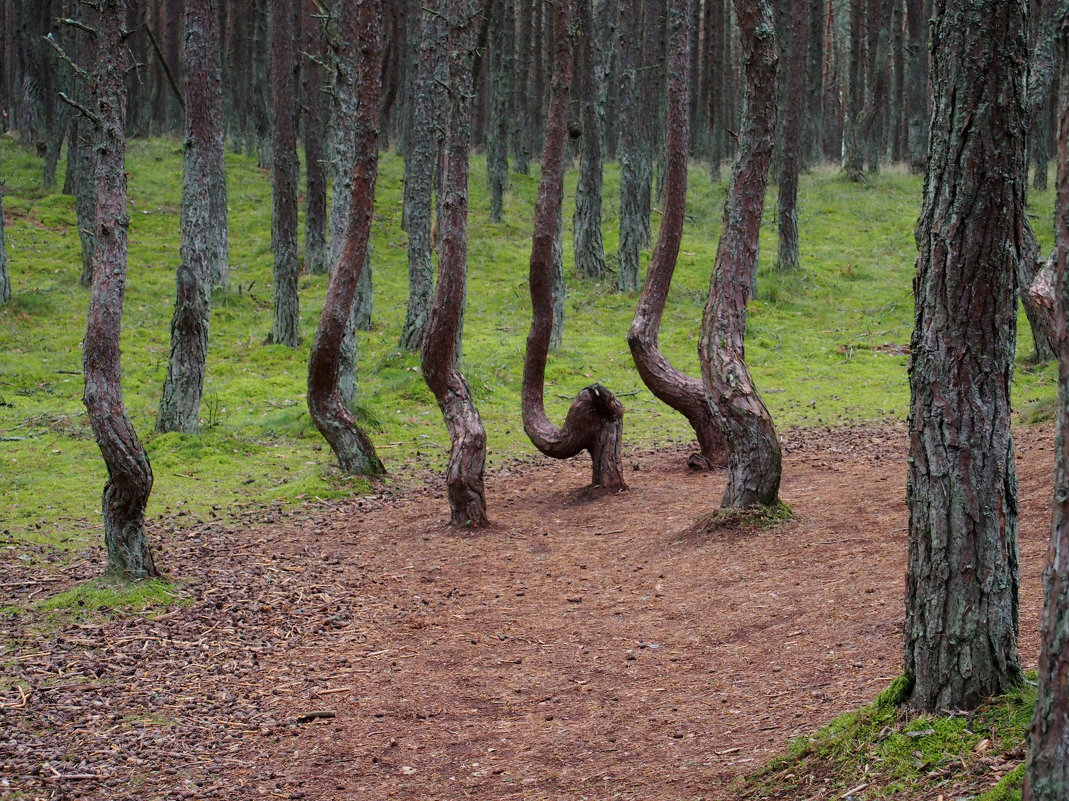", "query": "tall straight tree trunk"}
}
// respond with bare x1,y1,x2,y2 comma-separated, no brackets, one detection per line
398,0,444,352
904,0,1025,713
777,0,806,271
842,0,864,178
420,0,489,528
698,0,781,509
803,0,825,166
889,0,905,163
0,181,9,303
616,0,648,292
83,0,157,580
512,0,532,174
303,0,329,275
628,0,726,470
158,0,226,433
269,0,301,346
1025,19,1069,794
523,0,627,492
307,0,385,477
572,0,608,281
486,0,512,222
904,0,928,172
